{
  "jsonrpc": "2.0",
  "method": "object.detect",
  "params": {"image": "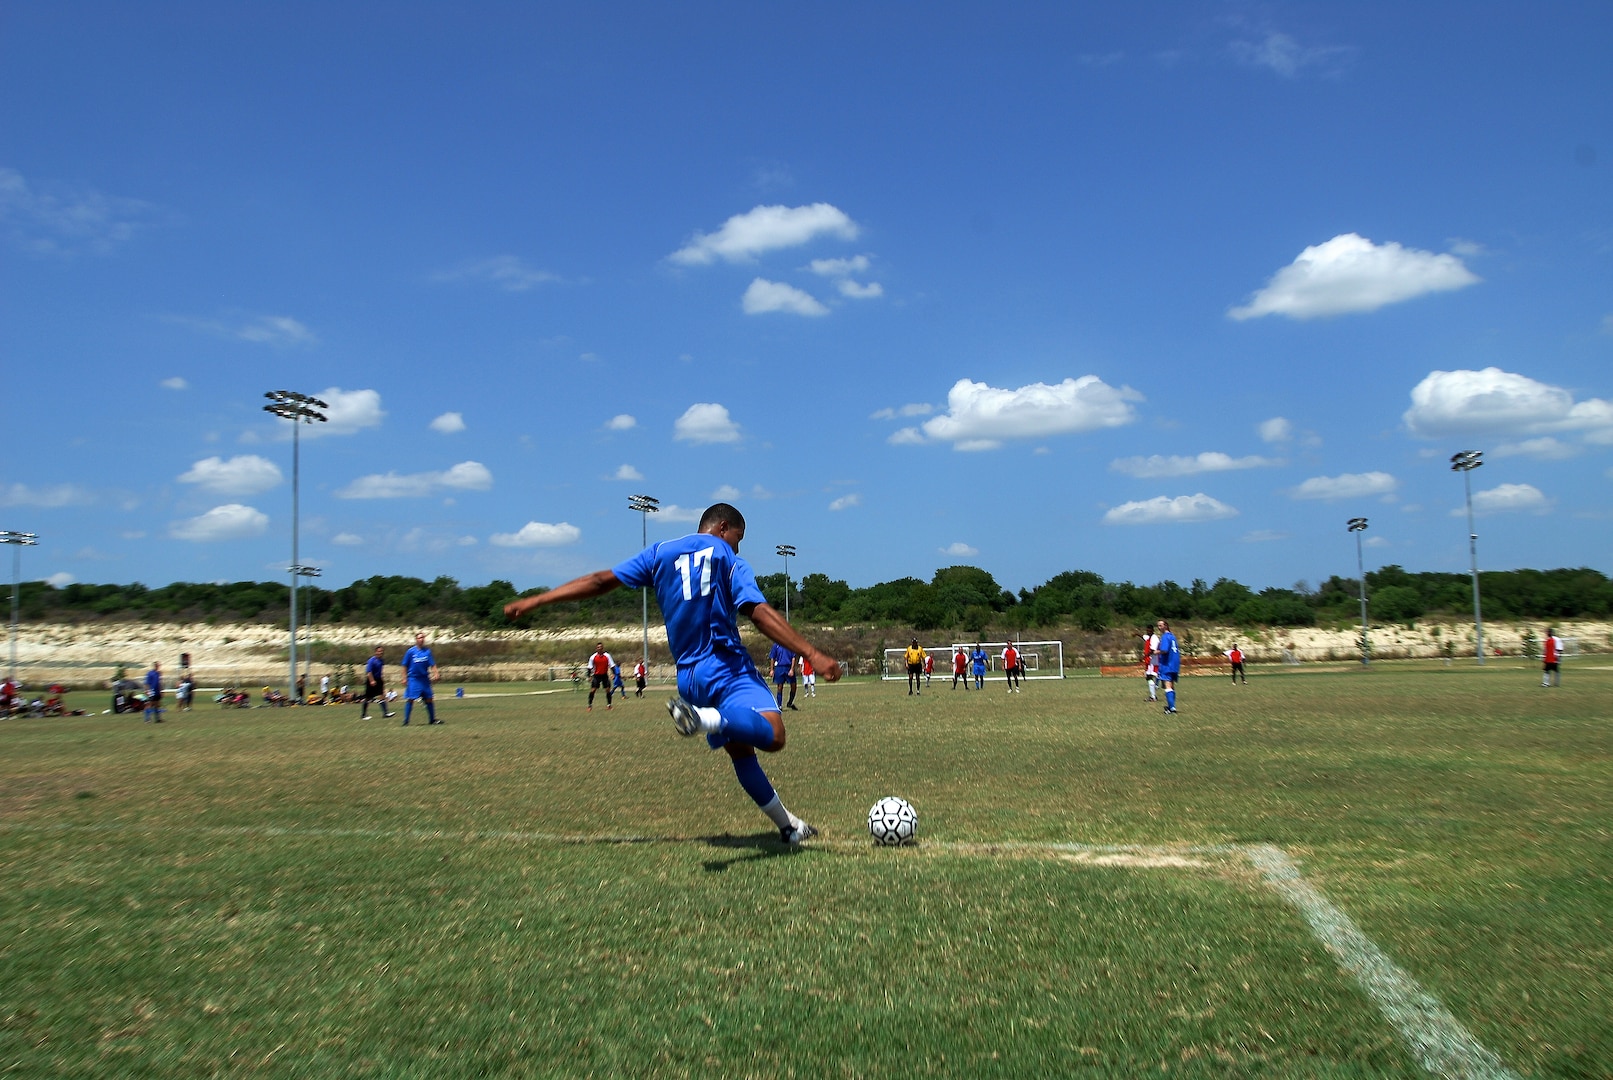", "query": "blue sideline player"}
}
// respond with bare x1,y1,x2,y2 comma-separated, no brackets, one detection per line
970,643,989,690
400,632,440,725
503,502,842,845
1155,619,1180,715
144,660,164,723
770,642,798,711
